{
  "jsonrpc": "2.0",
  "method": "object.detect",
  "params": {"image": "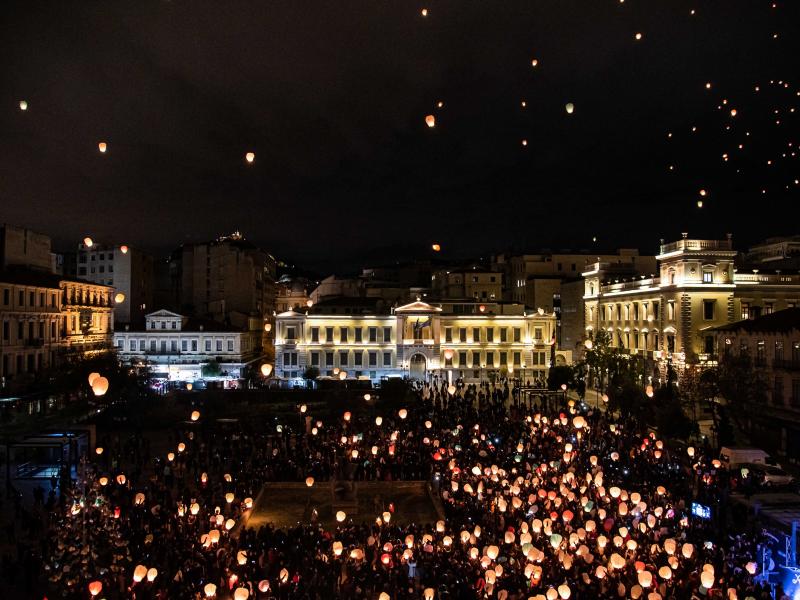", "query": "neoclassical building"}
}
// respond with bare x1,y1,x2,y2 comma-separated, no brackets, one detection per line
583,234,800,373
114,309,263,384
274,300,559,383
